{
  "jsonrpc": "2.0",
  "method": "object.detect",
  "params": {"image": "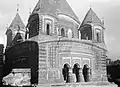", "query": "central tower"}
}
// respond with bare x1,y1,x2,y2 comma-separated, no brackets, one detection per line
27,0,80,41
